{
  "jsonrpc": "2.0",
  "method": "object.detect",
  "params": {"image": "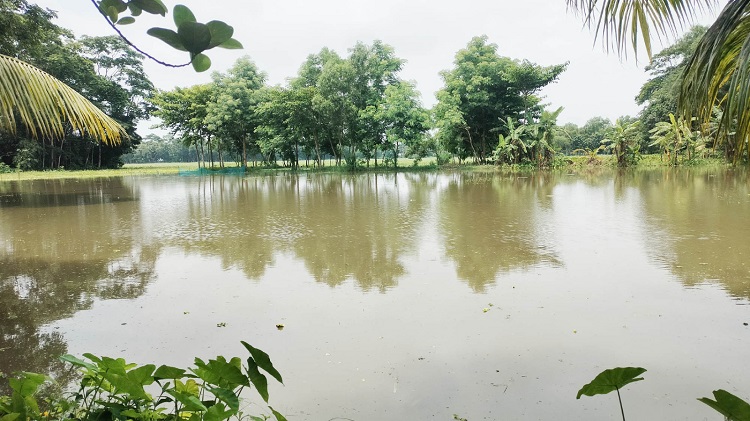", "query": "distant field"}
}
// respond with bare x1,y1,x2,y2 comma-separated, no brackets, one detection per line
0,155,730,182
